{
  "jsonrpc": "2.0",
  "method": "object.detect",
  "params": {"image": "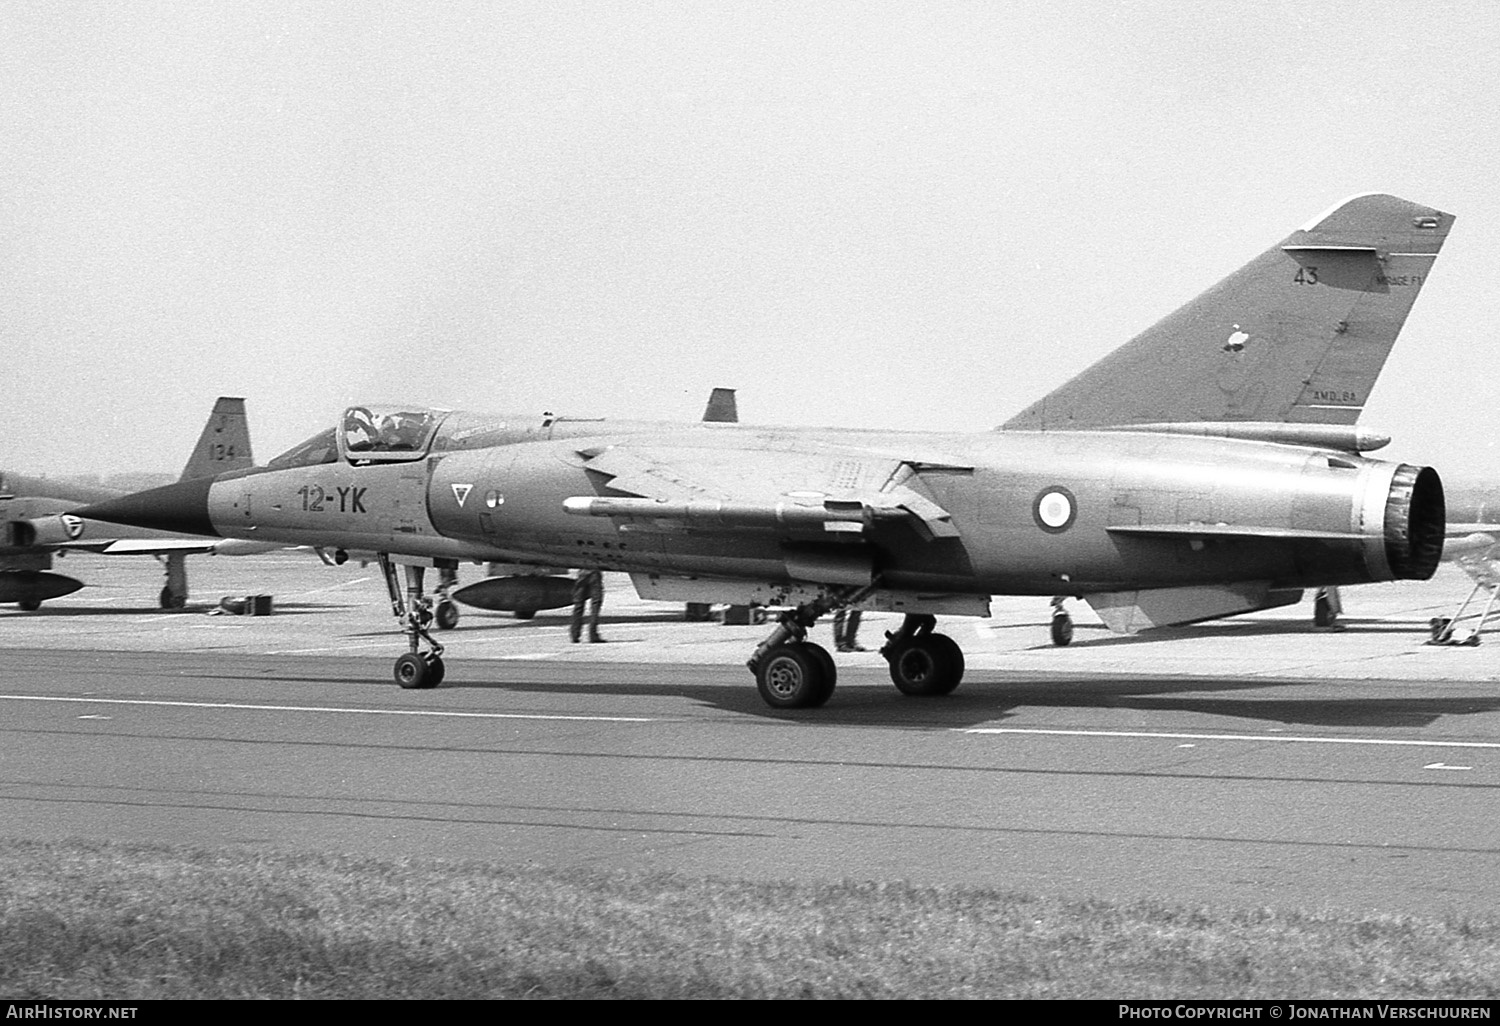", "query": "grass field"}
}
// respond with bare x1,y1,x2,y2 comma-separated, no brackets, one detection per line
2,838,1497,999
